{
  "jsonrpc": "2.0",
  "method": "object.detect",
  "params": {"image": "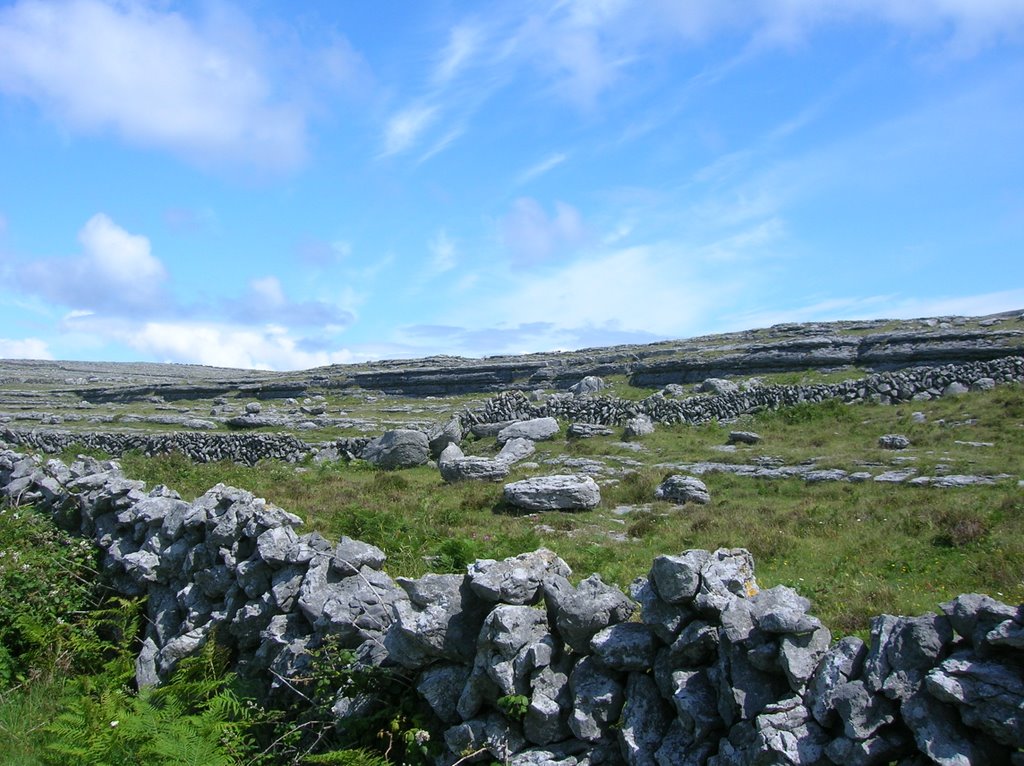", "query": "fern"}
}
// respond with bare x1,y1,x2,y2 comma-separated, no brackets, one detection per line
302,748,392,766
